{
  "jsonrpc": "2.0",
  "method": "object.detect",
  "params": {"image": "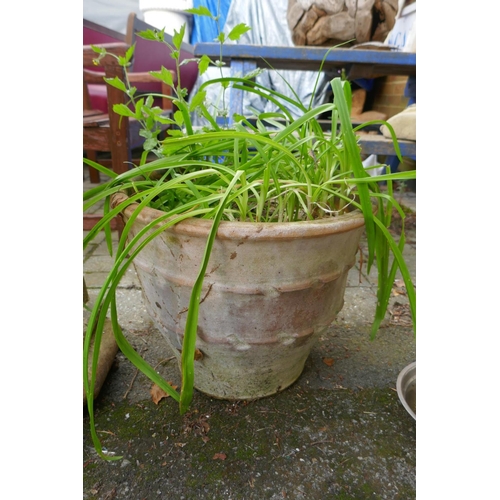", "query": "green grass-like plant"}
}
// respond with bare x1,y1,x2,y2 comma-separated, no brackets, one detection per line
84,7,416,460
